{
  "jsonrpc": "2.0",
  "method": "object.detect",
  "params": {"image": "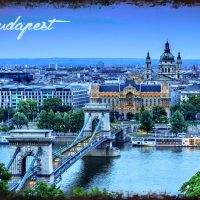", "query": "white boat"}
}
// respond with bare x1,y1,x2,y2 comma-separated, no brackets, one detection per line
0,135,9,145
131,137,200,147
